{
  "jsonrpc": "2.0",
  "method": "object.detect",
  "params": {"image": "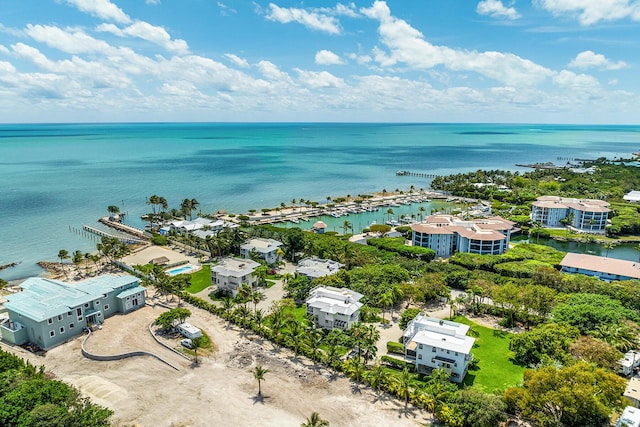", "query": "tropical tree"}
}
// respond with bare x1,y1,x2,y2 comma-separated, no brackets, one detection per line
191,336,203,364
57,249,70,279
377,291,394,323
394,368,414,410
107,205,120,218
301,412,329,427
385,208,395,222
252,365,269,400
72,250,84,275
602,241,617,258
364,363,390,401
341,220,352,235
